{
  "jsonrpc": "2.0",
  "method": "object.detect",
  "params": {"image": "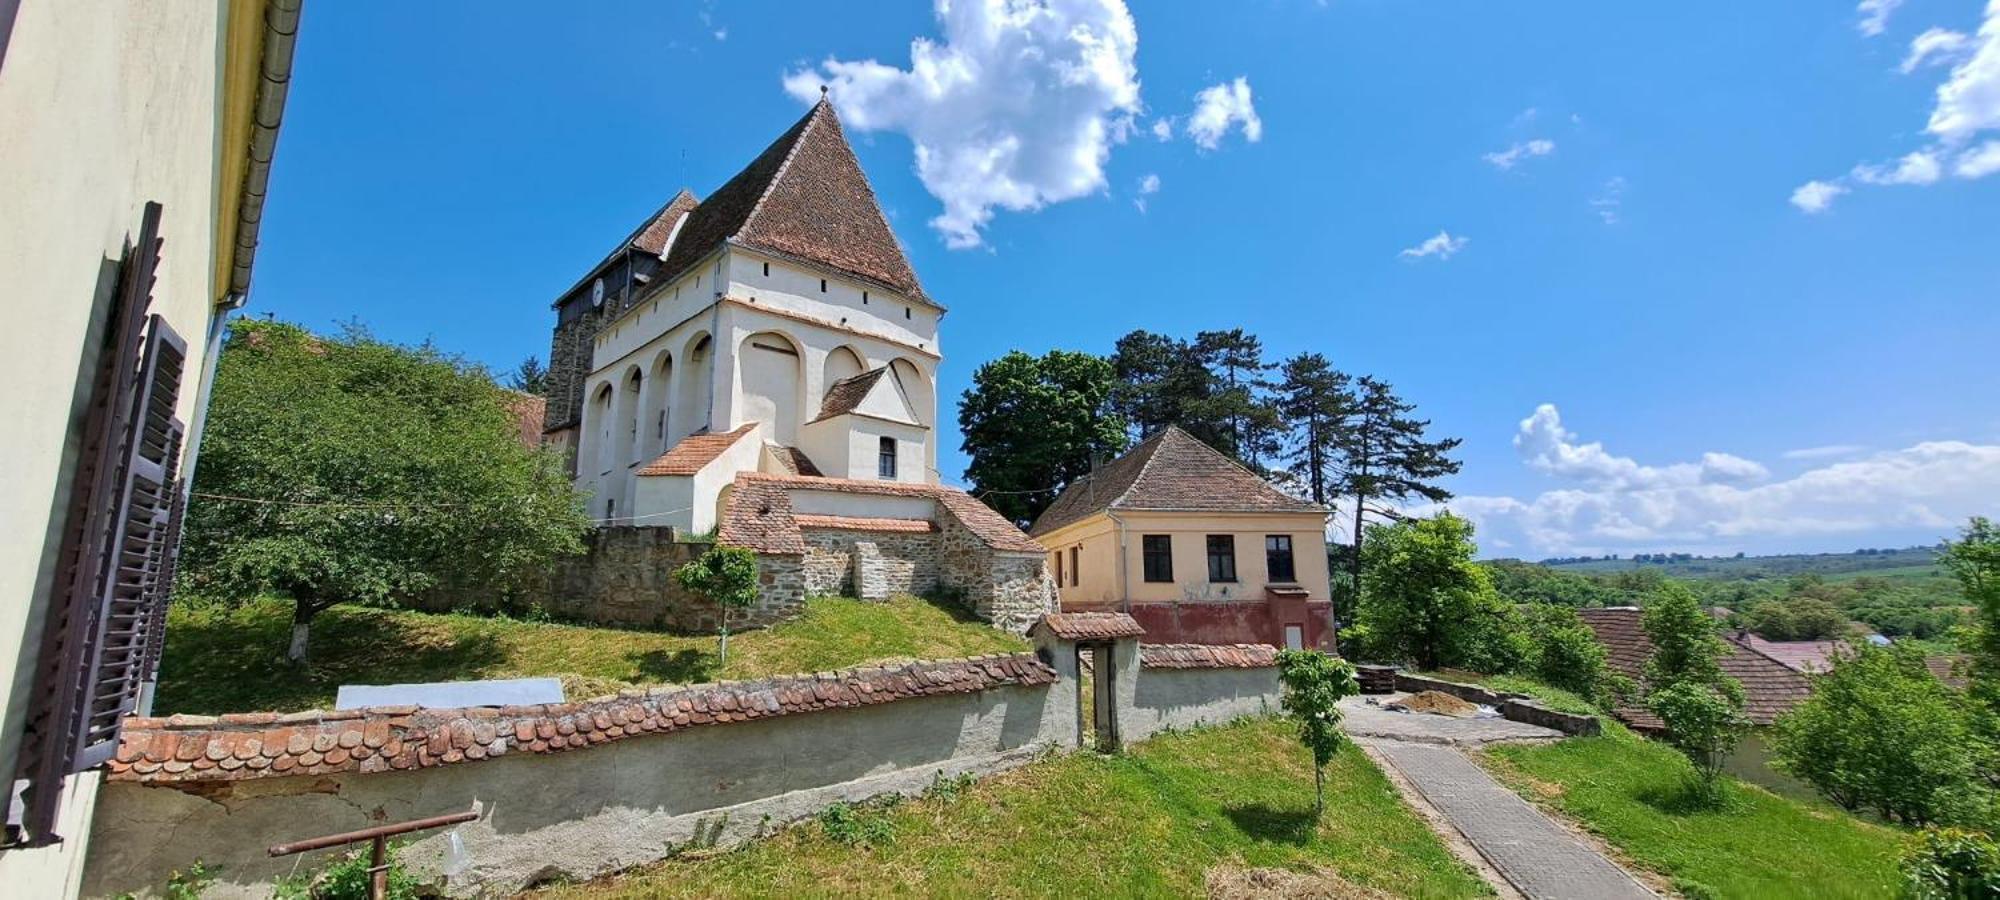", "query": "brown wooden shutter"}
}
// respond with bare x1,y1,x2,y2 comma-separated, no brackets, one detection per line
11,203,181,846
71,316,188,768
